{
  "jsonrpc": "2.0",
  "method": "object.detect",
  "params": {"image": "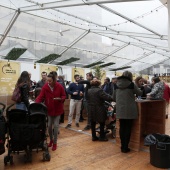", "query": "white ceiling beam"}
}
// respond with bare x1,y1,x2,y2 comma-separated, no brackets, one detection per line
58,30,90,56
120,51,155,67
98,4,162,37
138,58,169,72
20,0,149,12
0,9,20,46
92,30,168,40
95,43,130,62
0,33,107,56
